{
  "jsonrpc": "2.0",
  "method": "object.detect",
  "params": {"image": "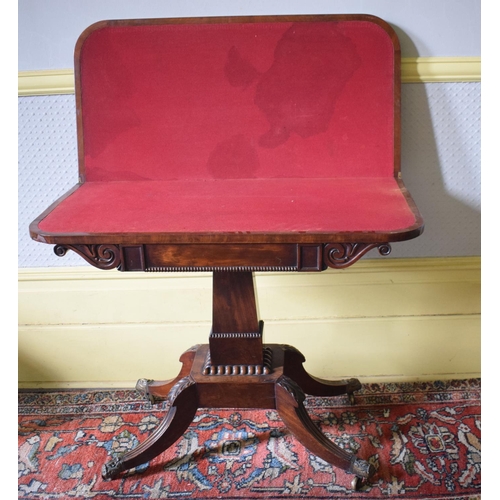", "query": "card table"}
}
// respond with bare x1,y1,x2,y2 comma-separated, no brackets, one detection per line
30,15,423,489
